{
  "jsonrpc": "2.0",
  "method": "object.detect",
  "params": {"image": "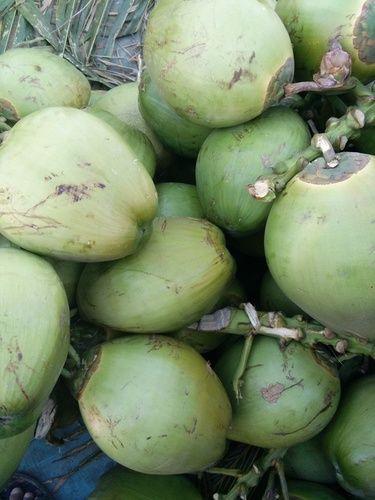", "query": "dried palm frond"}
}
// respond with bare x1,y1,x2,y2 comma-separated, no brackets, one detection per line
200,442,262,498
0,0,154,87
